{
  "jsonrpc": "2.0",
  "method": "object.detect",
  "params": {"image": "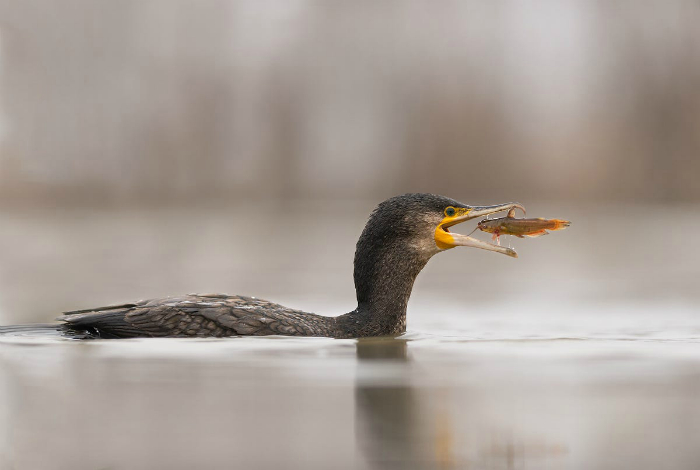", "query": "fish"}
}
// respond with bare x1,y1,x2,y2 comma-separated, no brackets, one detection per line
477,208,570,245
